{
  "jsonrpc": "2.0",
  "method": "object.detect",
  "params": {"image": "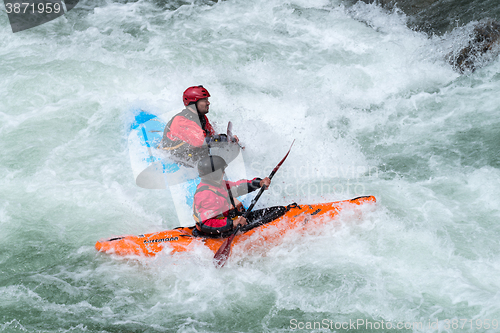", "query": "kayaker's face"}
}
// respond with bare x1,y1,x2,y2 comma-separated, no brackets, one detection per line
196,98,210,115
